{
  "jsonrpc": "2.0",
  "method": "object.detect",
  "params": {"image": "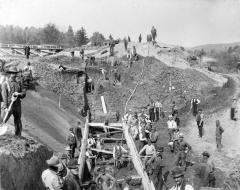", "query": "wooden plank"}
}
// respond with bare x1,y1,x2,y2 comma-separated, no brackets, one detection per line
116,176,141,183
78,113,89,181
122,121,155,190
101,96,107,114
93,131,123,136
89,123,123,131
102,137,125,142
89,123,122,127
12,48,24,55
91,148,113,155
